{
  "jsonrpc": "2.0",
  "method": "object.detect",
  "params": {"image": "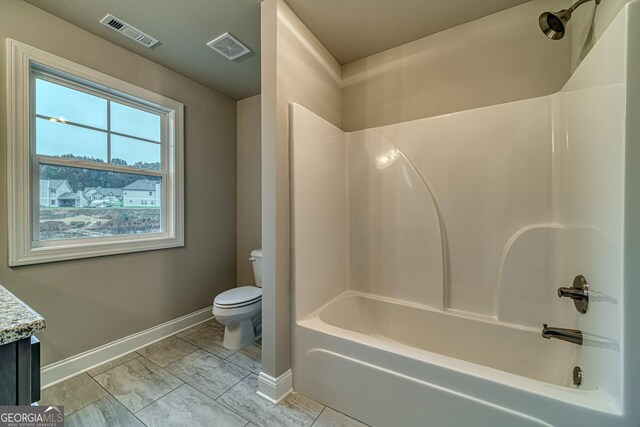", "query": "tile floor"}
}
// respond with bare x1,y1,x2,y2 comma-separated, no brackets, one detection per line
40,319,367,427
